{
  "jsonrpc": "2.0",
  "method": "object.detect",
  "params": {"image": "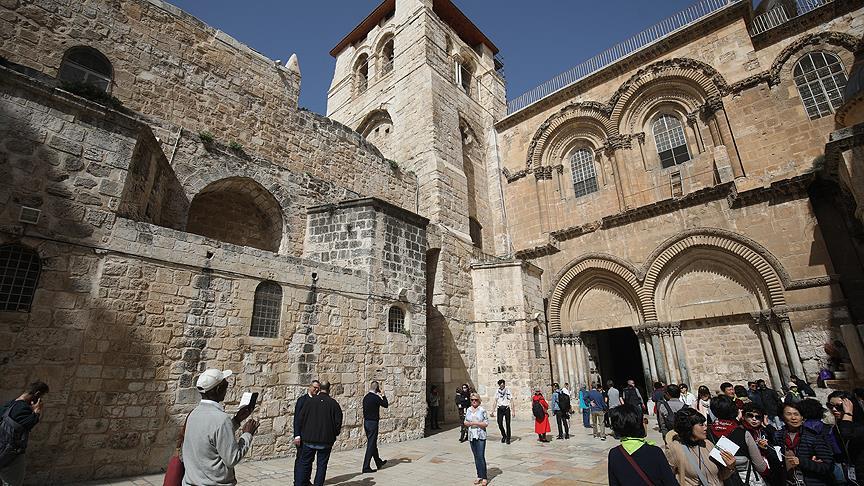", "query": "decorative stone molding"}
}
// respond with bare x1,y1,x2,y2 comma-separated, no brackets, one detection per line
699,95,724,120
728,173,813,208
785,275,840,290
533,165,555,180
514,242,560,260
552,335,563,345
768,32,860,86
523,101,611,173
